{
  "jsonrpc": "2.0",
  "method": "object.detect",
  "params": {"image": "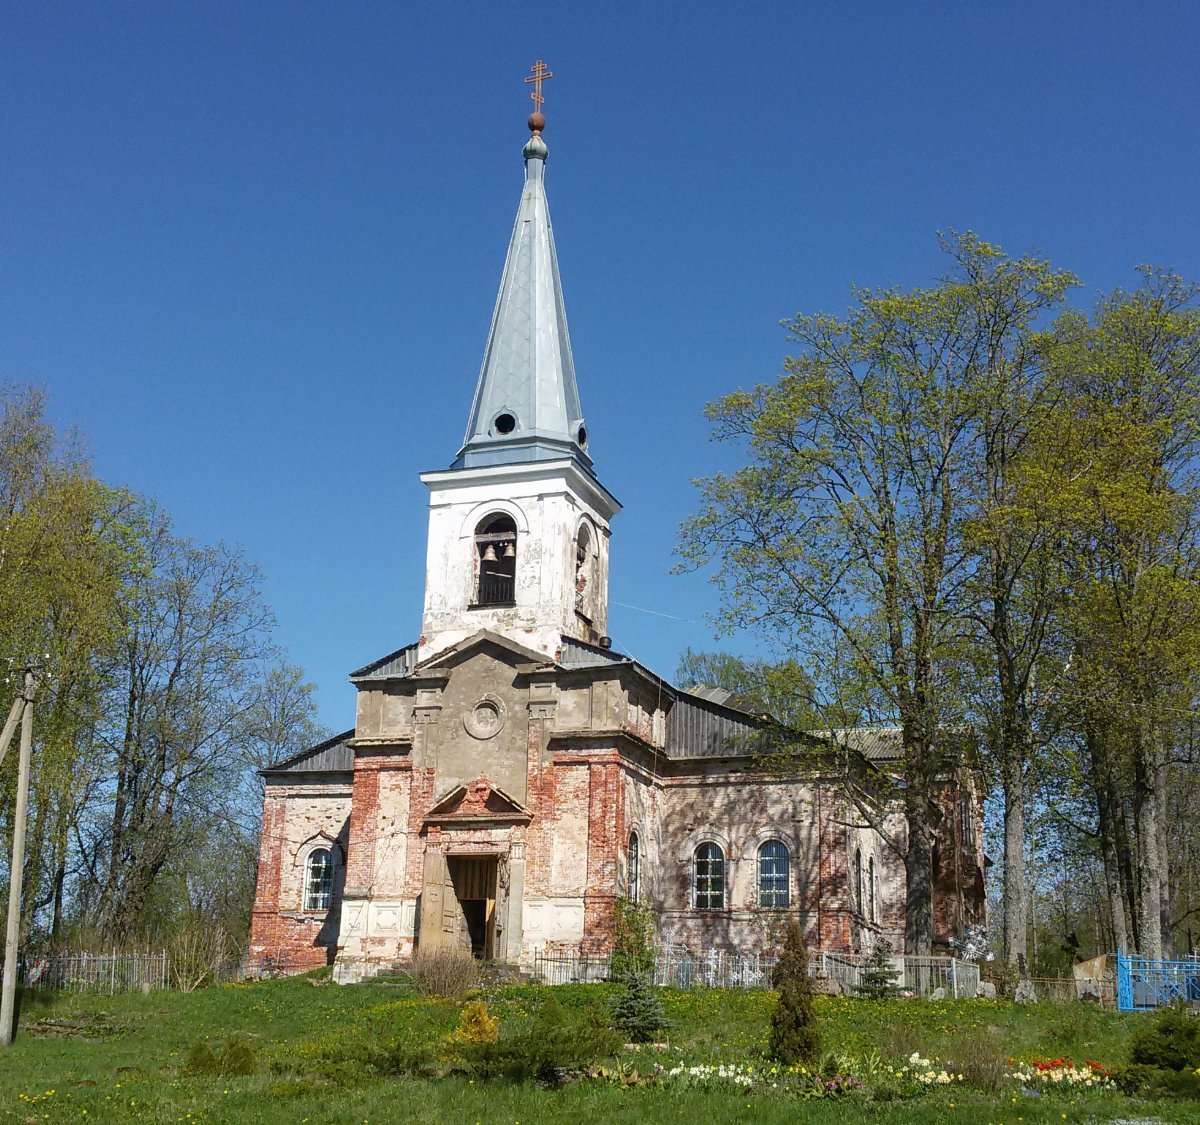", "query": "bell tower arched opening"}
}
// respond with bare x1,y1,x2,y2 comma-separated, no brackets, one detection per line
473,514,517,607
